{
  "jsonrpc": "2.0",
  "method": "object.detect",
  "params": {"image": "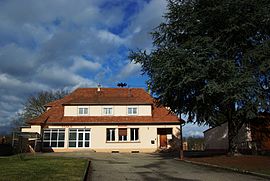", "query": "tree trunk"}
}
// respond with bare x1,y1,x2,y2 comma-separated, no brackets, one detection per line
227,102,239,156
179,123,184,160
228,119,238,156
